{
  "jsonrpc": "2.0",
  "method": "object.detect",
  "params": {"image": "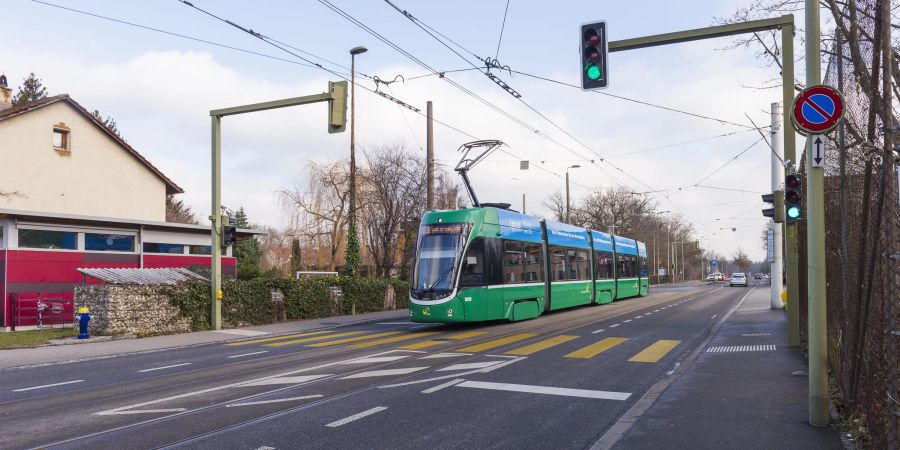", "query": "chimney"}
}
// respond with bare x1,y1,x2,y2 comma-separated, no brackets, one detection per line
0,74,11,111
